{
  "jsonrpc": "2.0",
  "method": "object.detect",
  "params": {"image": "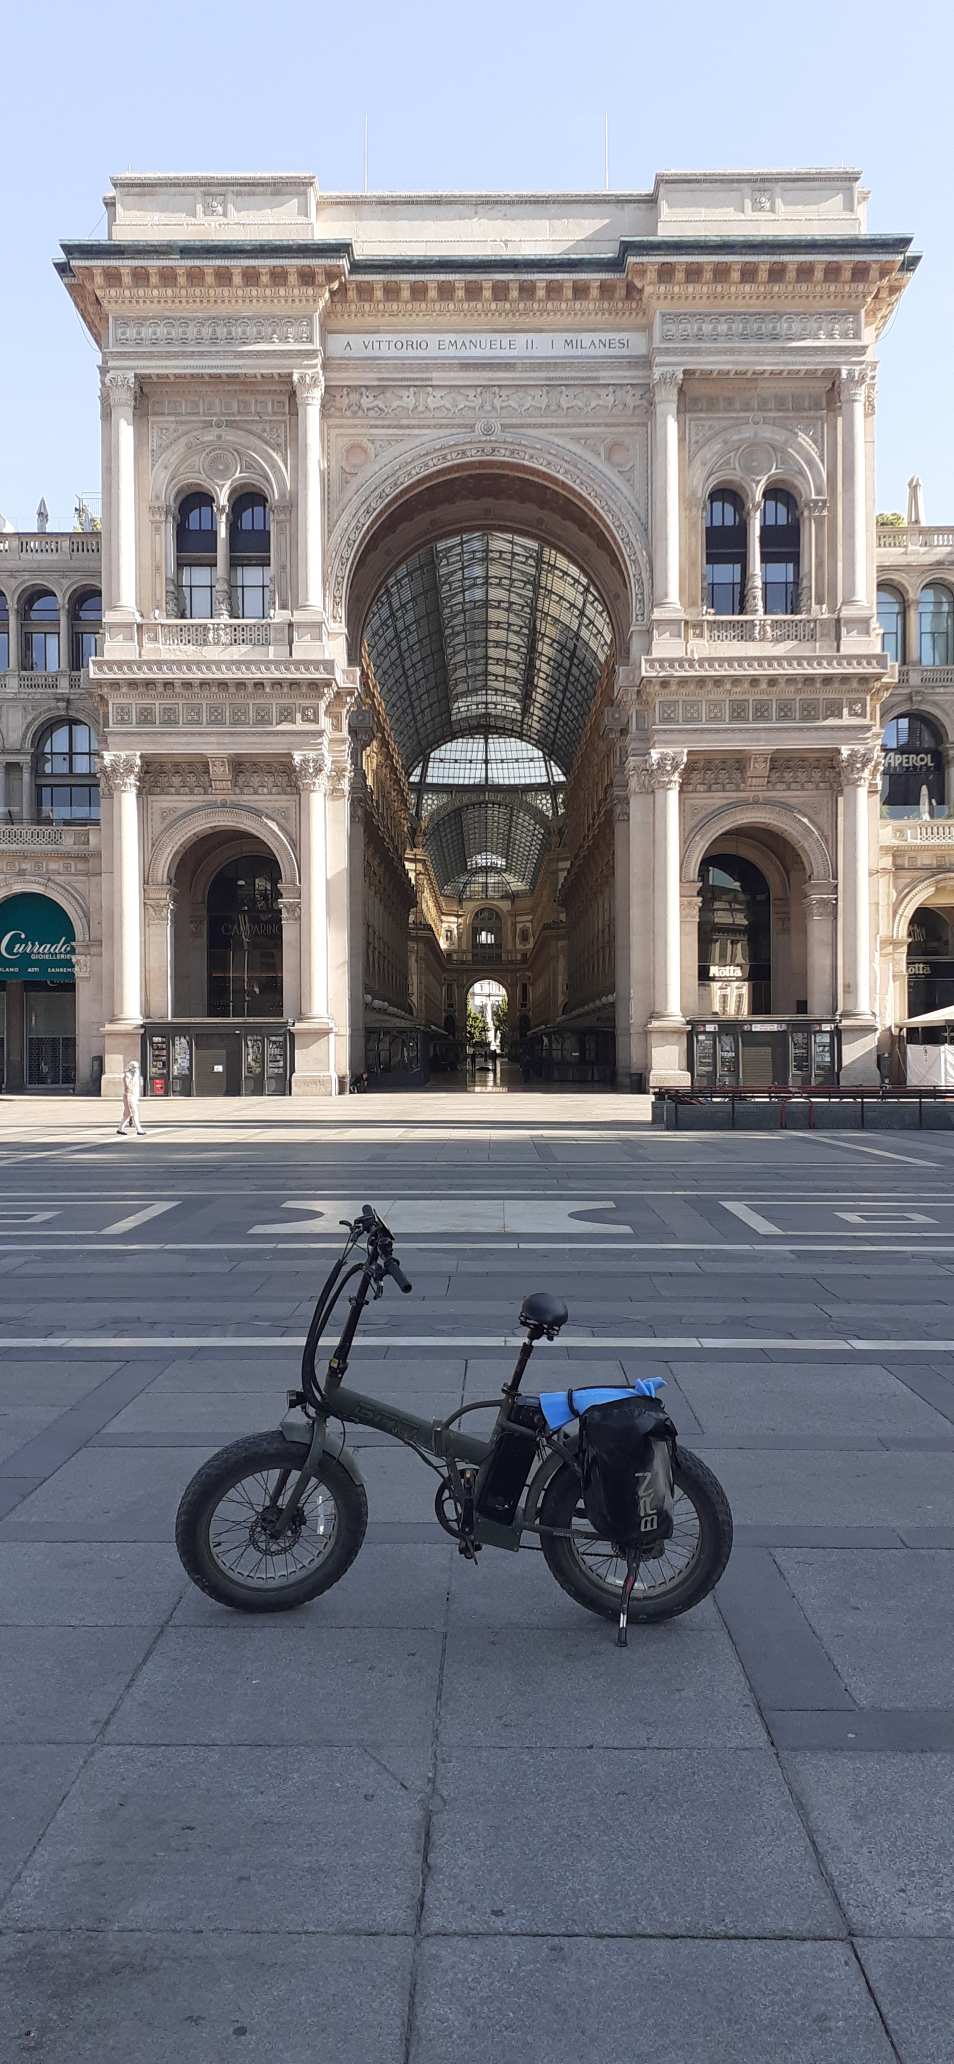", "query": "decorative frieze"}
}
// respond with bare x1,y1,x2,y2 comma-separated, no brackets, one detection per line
111,314,315,350
659,311,859,344
650,691,872,727
325,382,648,421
